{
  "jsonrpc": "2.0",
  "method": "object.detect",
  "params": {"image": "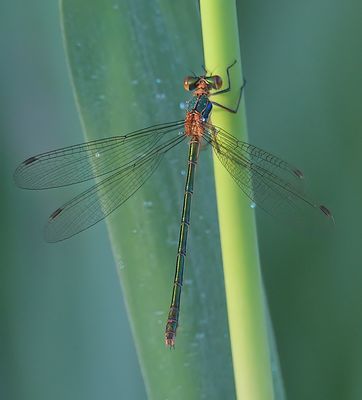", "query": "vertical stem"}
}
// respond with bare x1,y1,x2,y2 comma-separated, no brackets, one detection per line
199,1,275,399
165,138,200,347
